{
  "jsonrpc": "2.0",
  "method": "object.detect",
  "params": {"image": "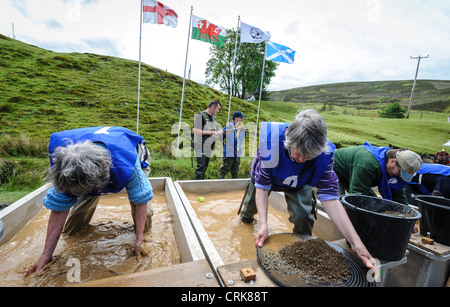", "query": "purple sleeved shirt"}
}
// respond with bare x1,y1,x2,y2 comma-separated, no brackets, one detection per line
250,147,339,202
